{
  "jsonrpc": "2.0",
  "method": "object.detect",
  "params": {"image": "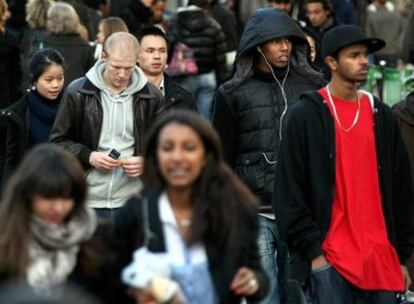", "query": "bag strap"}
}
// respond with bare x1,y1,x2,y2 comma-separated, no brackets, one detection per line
141,196,156,248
